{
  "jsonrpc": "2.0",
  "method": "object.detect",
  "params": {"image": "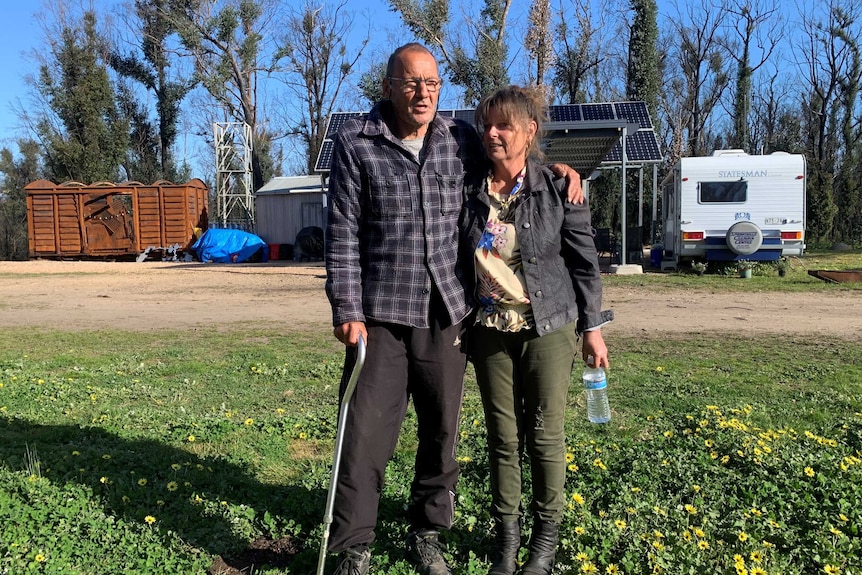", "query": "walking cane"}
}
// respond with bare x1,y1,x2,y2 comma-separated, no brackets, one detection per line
317,334,366,575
